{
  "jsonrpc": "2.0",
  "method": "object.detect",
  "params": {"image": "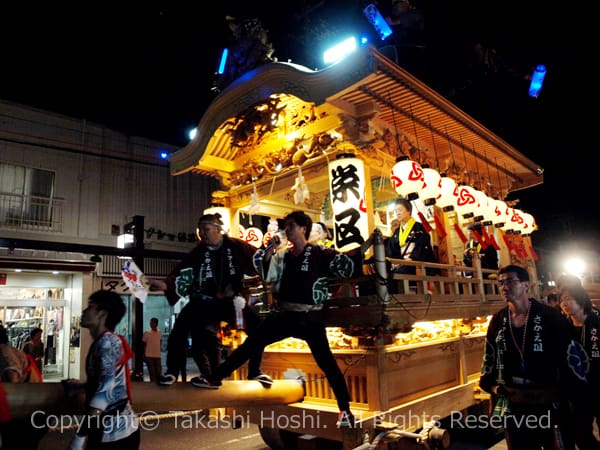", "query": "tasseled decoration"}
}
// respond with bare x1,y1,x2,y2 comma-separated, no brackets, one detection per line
471,229,488,249
453,223,467,243
489,233,501,250
417,212,432,232
433,214,447,238
291,167,309,205
248,183,260,224
502,232,514,251
517,240,528,259
528,244,539,260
